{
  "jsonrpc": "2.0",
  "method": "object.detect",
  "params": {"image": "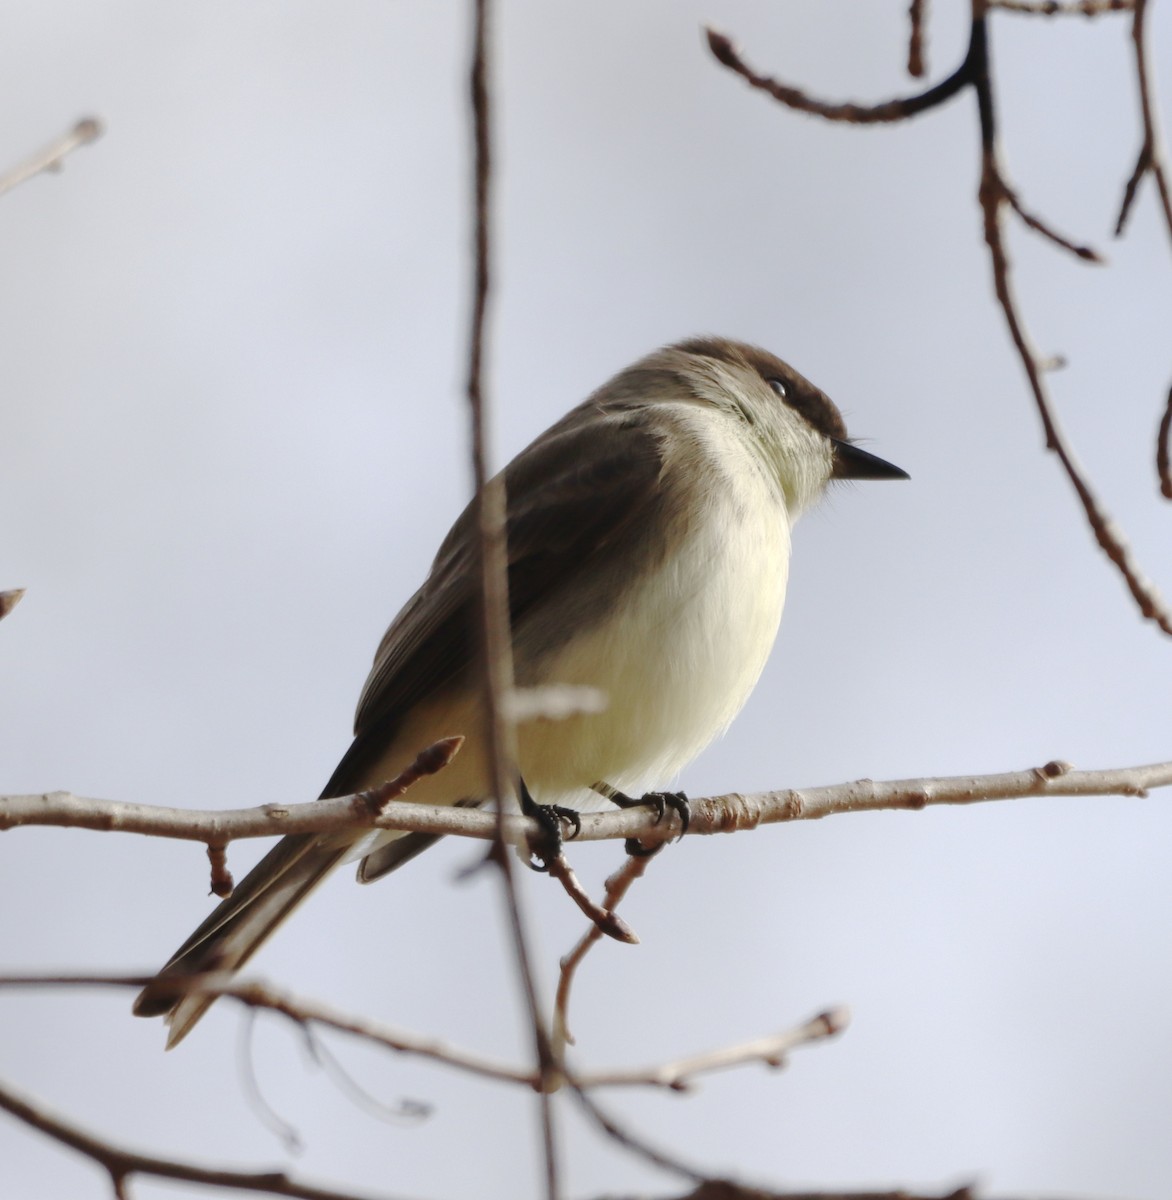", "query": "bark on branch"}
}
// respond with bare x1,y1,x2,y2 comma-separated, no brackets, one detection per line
3,757,1168,849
